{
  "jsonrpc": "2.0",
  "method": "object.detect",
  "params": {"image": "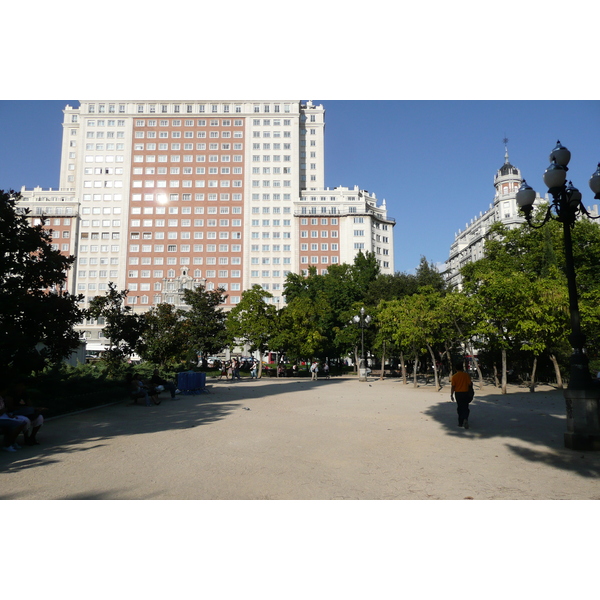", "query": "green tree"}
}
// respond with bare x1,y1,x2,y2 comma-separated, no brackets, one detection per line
378,296,428,388
88,283,145,373
517,274,570,390
274,294,330,362
182,286,228,360
0,190,85,375
364,272,418,305
414,256,446,292
461,261,531,393
226,285,278,377
138,303,189,367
